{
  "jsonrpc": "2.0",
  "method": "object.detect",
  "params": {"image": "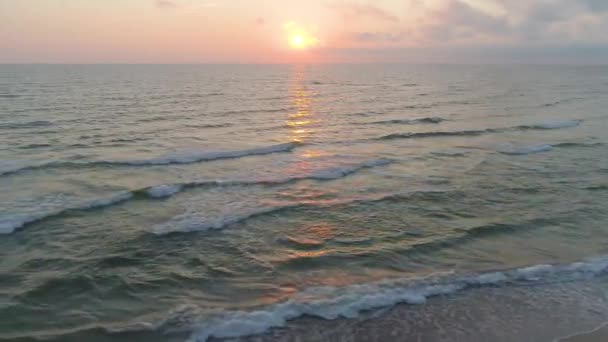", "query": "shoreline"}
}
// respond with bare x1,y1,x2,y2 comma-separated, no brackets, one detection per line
232,275,608,342
560,323,608,342
3,275,608,342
